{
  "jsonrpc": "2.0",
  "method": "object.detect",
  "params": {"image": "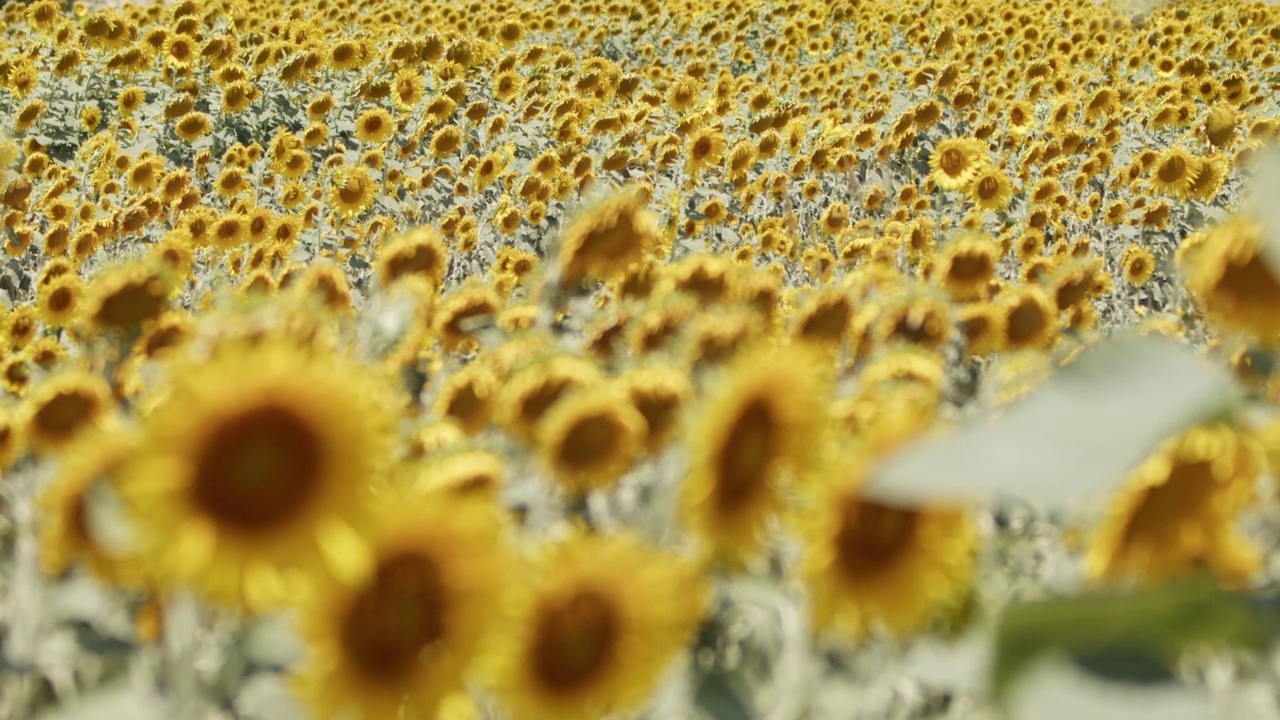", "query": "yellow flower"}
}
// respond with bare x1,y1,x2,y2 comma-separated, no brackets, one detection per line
558,187,659,286
293,496,509,720
683,344,830,565
36,274,82,328
685,125,727,176
329,166,377,219
1086,424,1261,587
928,138,986,191
118,340,395,610
487,530,707,720
23,371,112,454
496,354,601,442
1000,286,1059,352
174,112,212,142
1122,245,1156,286
1182,217,1280,338
936,232,998,300
355,107,395,144
1149,146,1202,199
83,261,173,332
536,388,647,495
799,454,977,639
968,167,1013,211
